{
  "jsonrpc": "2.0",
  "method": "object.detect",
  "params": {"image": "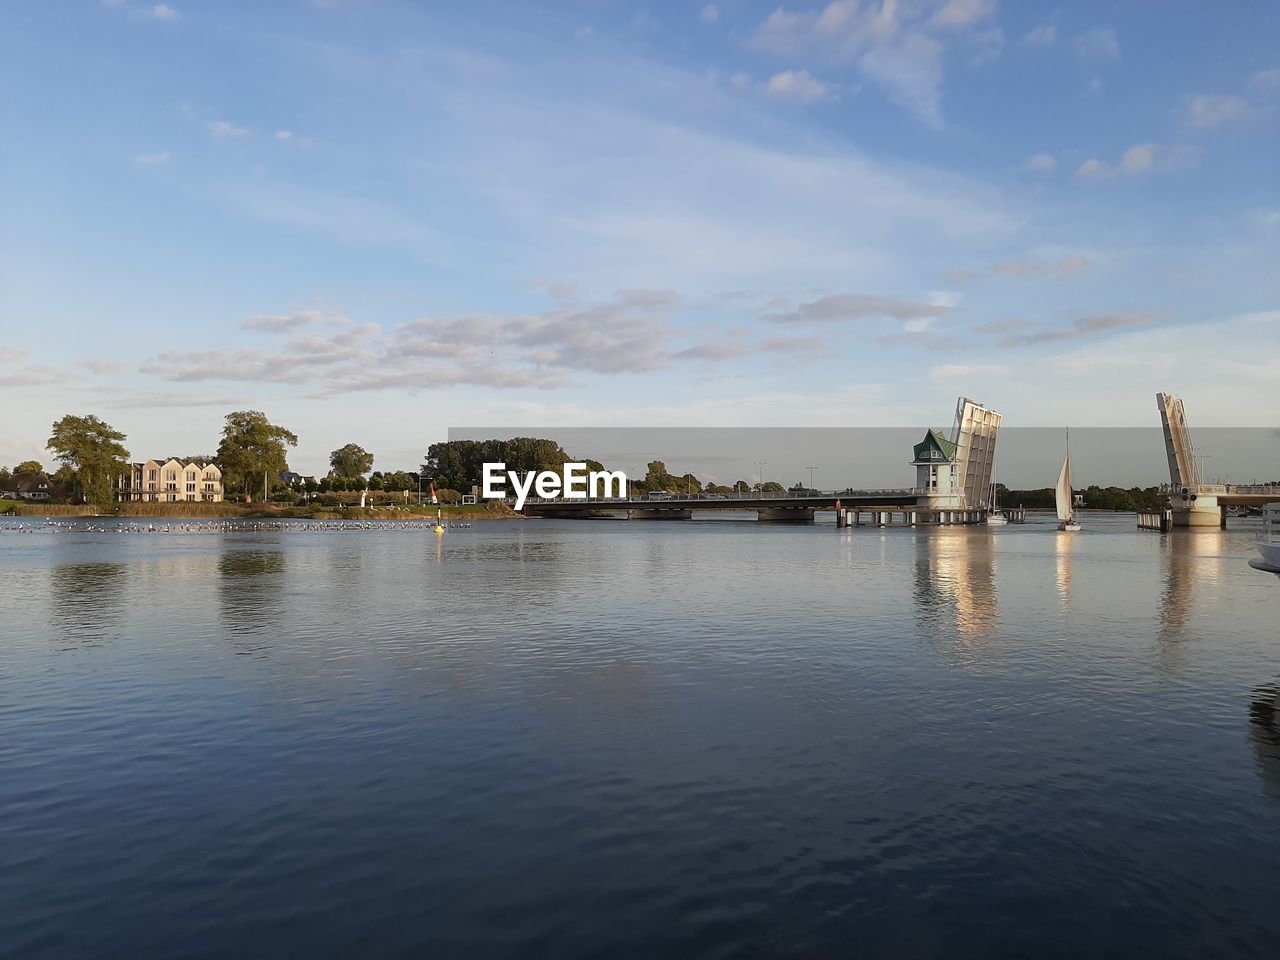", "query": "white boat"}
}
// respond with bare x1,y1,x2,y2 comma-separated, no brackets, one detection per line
1252,503,1280,574
1056,430,1080,532
986,481,1008,524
